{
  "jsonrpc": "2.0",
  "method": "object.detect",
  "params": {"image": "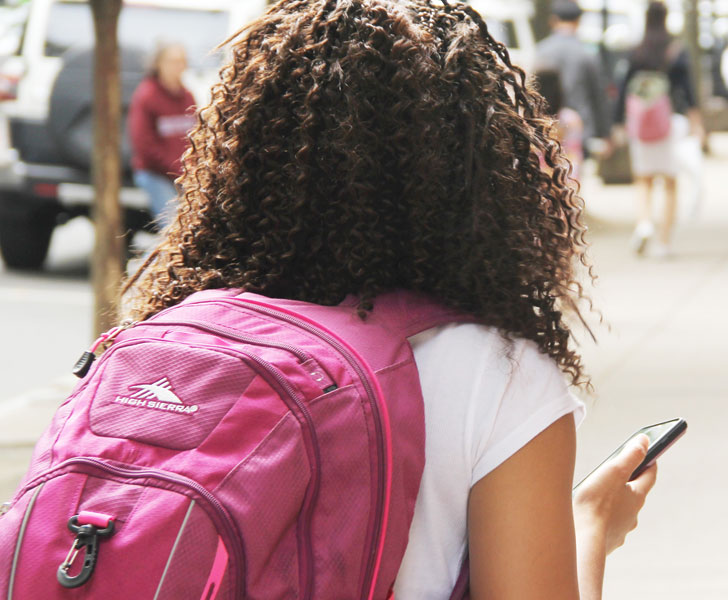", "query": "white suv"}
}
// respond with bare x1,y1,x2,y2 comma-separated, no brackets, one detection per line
0,0,266,269
468,0,536,72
